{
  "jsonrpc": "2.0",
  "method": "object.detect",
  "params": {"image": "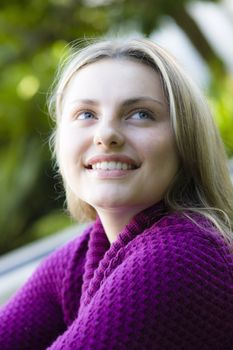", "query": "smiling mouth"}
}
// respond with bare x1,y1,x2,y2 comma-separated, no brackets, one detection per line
85,161,139,171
